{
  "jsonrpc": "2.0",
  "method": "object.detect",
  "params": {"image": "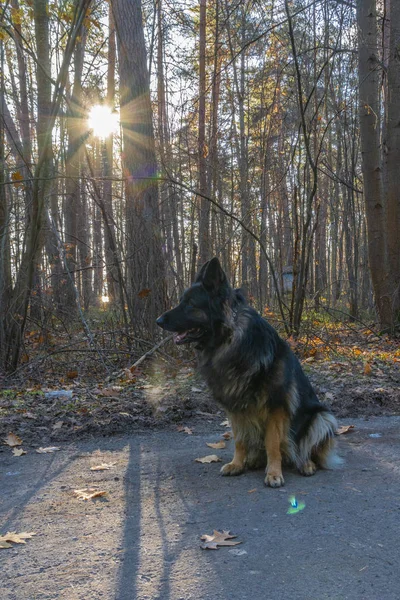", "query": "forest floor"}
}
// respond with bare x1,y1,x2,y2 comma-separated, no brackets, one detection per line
1,325,400,599
0,323,399,445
